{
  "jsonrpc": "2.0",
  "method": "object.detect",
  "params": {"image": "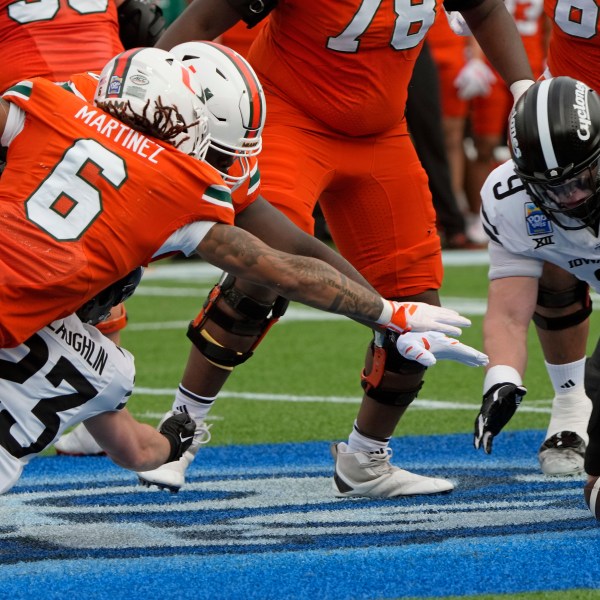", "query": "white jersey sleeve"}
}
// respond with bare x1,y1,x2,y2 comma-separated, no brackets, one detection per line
0,102,25,147
0,314,135,494
487,239,544,280
152,221,217,259
480,160,600,292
